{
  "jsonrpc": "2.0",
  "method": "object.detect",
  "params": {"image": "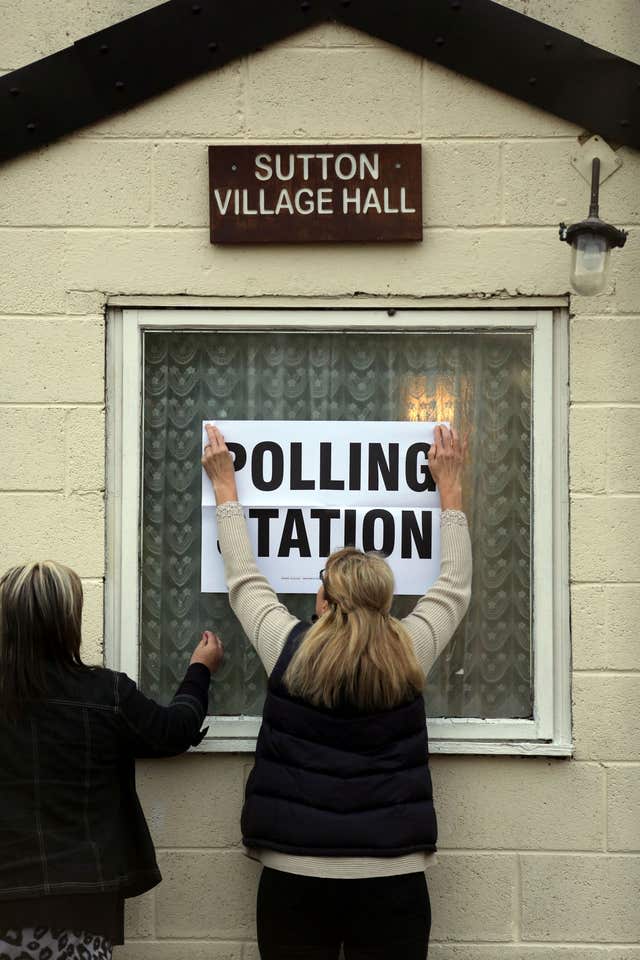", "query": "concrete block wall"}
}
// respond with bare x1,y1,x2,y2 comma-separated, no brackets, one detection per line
0,2,639,956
